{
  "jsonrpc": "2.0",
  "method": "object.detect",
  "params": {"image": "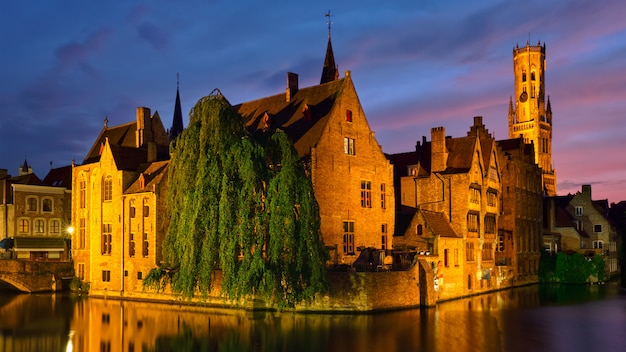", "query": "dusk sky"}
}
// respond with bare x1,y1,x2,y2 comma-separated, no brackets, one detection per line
1,1,625,203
